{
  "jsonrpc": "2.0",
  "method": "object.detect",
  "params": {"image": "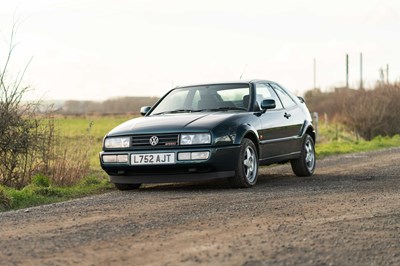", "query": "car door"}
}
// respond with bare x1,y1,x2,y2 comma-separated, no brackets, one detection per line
255,83,289,160
269,83,304,154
